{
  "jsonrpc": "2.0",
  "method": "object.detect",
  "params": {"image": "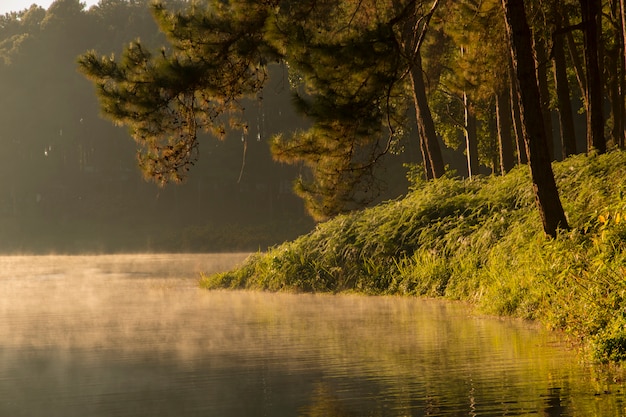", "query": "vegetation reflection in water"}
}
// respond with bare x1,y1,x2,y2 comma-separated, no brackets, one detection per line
0,254,624,416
